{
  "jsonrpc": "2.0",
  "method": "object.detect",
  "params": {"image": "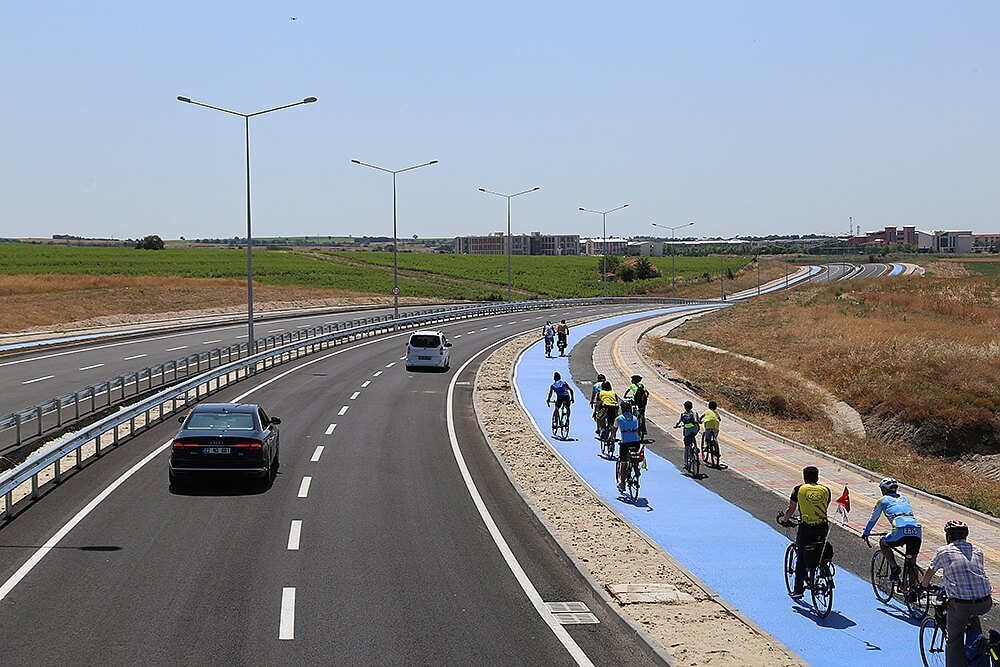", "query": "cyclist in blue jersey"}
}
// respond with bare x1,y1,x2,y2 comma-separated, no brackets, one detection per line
616,401,643,492
861,478,922,582
589,373,606,434
546,371,575,424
